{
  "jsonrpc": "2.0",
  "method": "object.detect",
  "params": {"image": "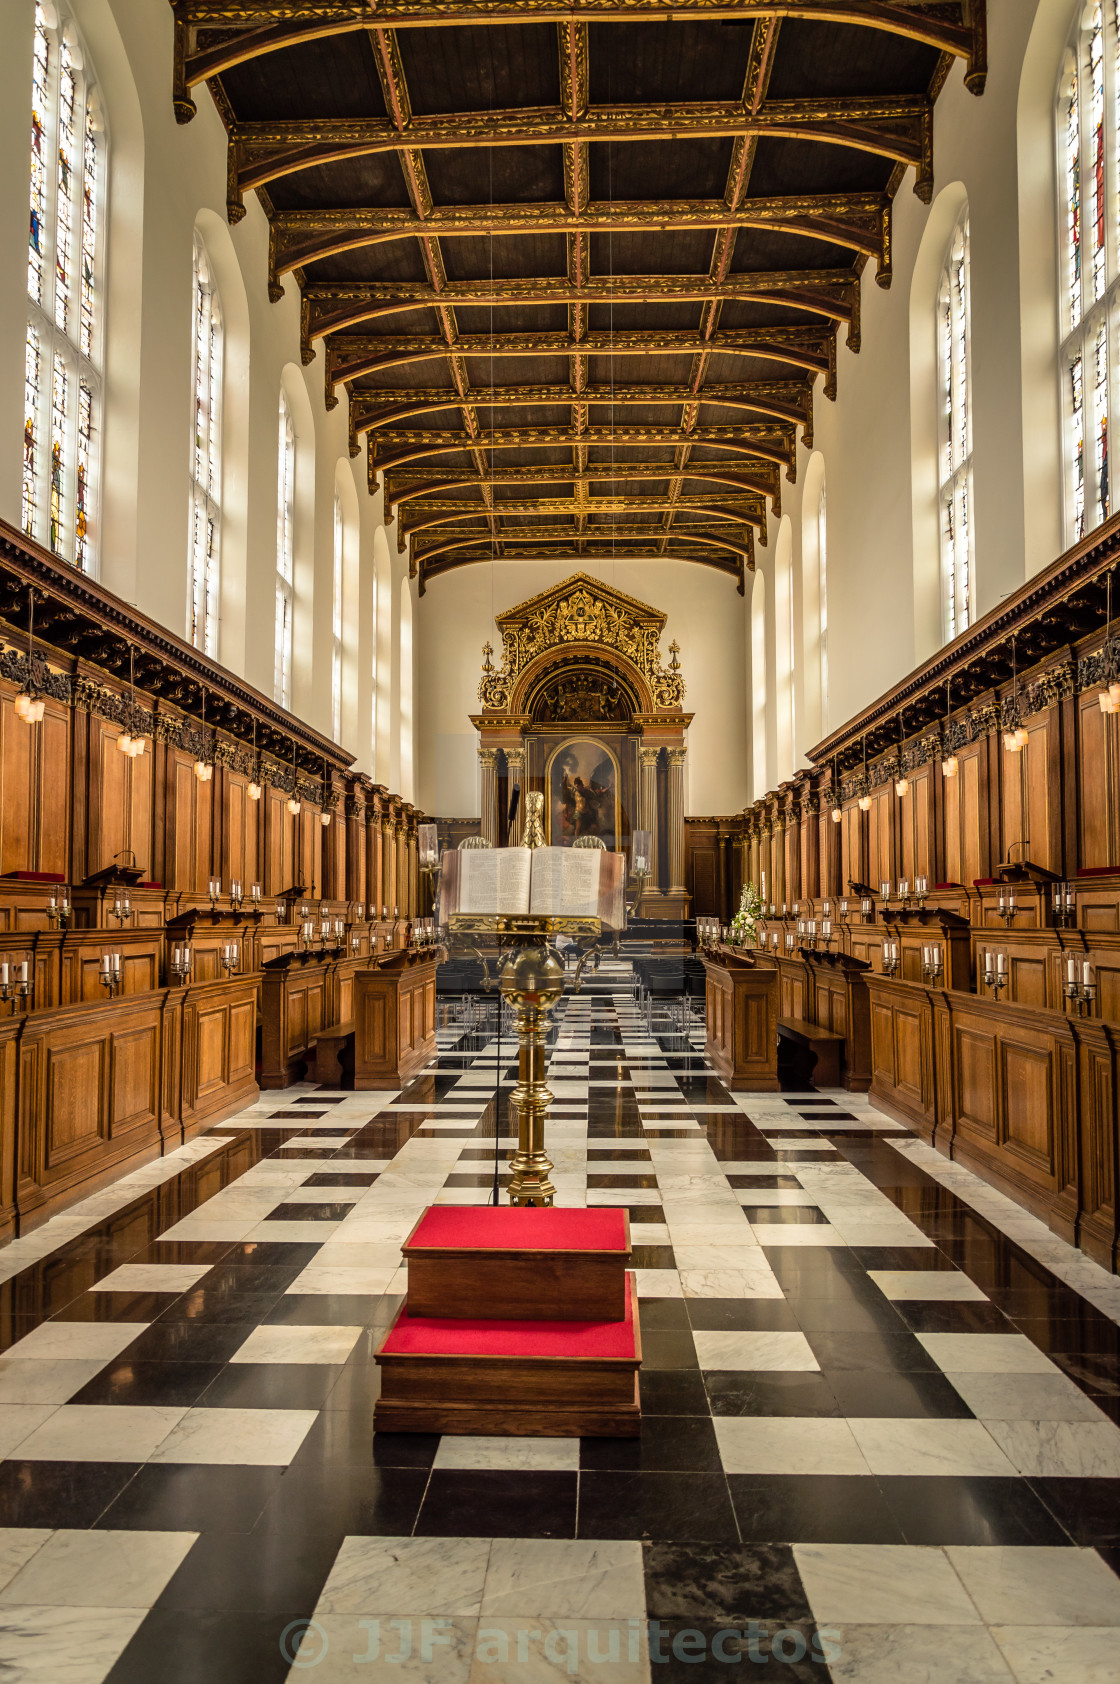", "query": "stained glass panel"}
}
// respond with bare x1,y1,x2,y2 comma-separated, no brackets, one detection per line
23,326,41,537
